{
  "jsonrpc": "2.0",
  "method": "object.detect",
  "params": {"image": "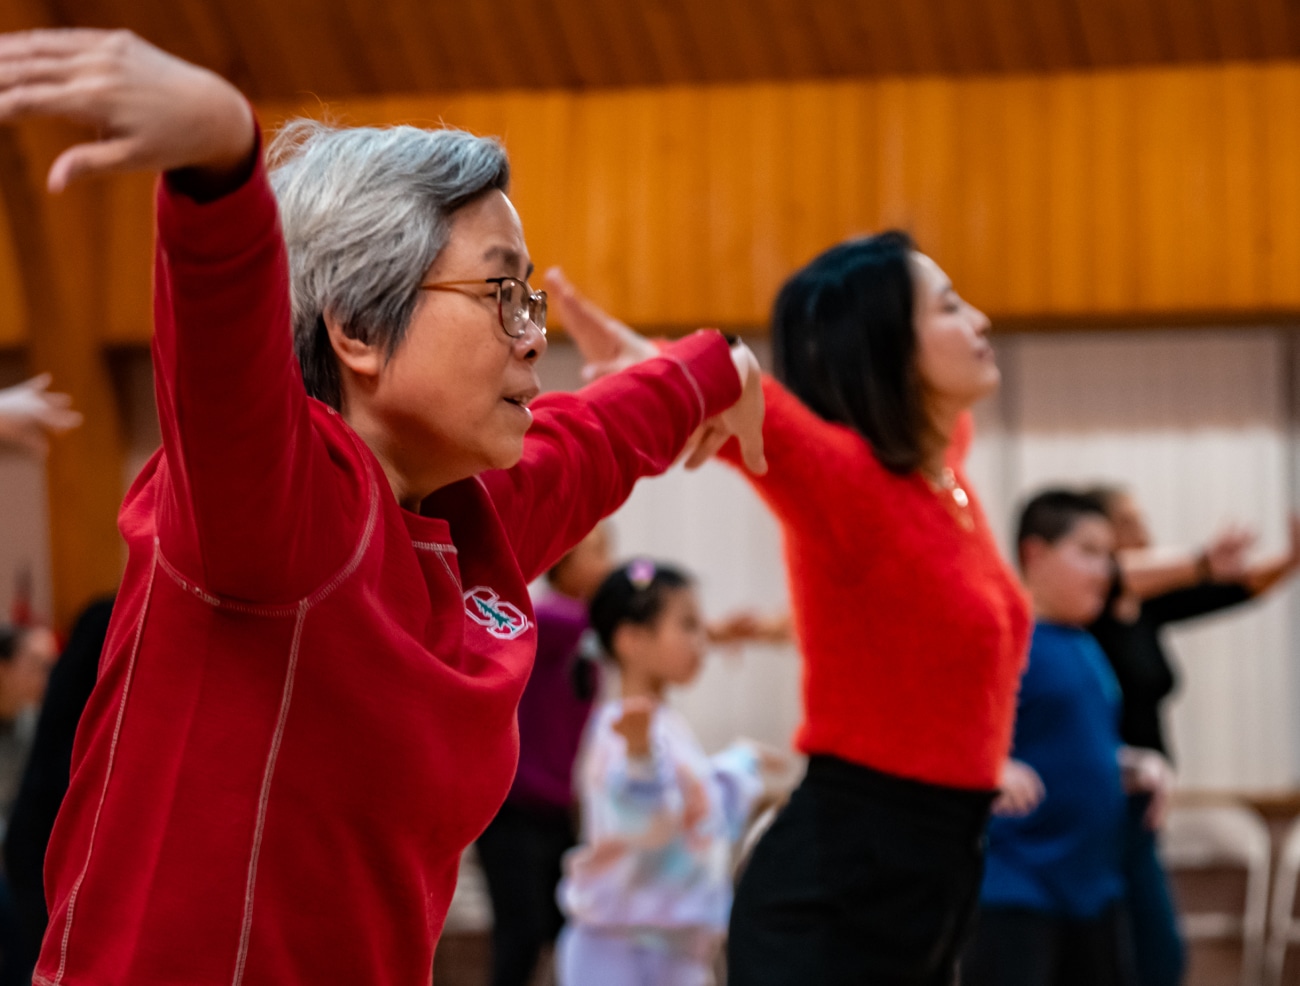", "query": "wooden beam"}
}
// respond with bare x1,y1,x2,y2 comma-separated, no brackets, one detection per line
0,123,126,630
